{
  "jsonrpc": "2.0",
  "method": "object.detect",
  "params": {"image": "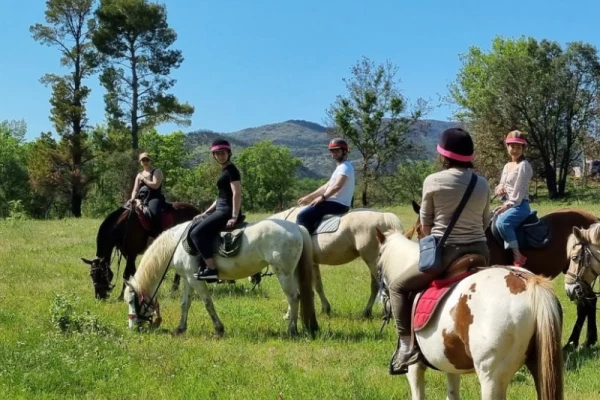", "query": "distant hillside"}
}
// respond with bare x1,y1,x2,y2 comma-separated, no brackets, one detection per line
185,119,462,178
